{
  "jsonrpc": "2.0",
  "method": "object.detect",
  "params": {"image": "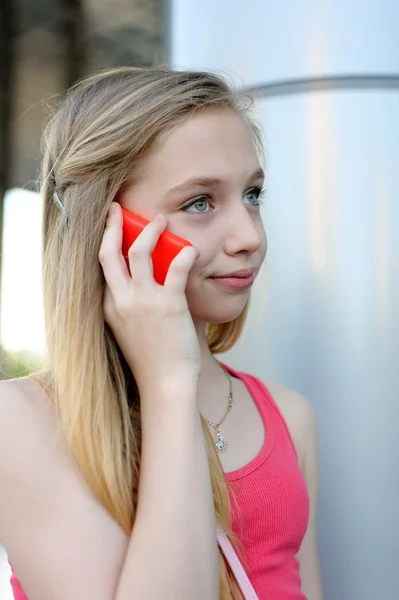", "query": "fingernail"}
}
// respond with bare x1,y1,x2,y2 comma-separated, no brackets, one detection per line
108,203,118,216
154,214,165,222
